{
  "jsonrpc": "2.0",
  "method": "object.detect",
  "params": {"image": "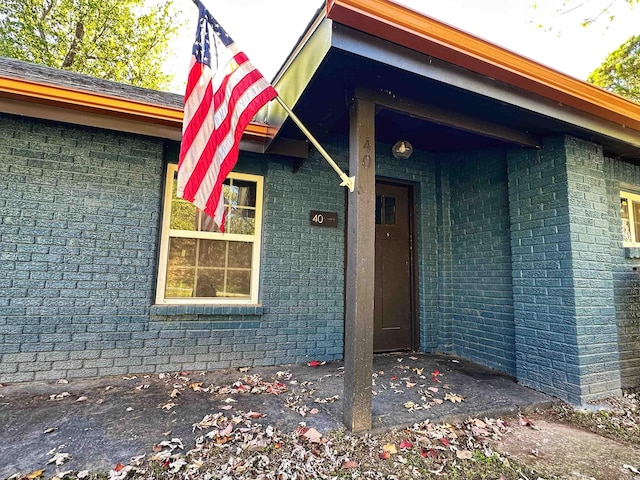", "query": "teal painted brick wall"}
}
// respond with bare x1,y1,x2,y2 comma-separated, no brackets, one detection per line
0,114,350,379
440,150,516,375
603,157,640,388
508,136,621,404
0,114,164,381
